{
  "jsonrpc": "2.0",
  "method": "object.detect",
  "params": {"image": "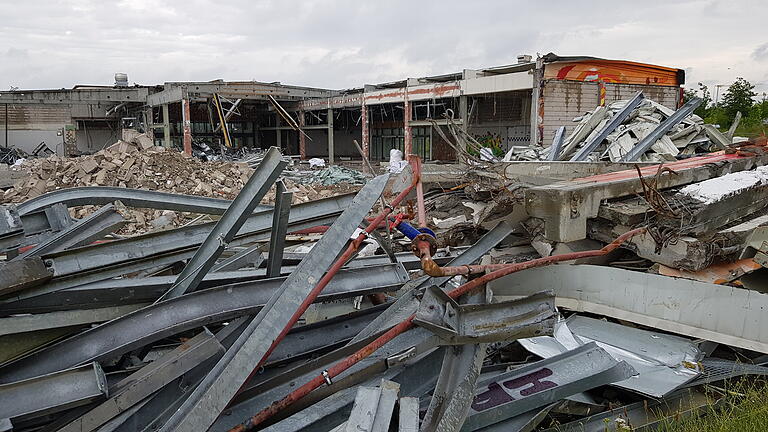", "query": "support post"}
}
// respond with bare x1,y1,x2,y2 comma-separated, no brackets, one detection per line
266,181,292,278
327,108,334,165
181,98,193,155
403,93,412,156
530,56,544,147
162,104,171,148
361,100,370,162
299,110,306,160
4,103,8,148
275,115,281,150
